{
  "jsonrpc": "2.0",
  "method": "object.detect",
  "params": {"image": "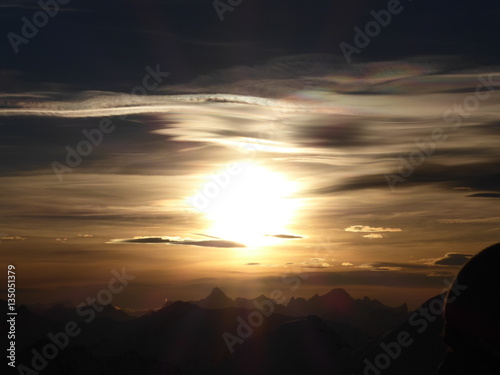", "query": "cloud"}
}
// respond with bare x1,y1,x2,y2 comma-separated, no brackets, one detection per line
427,271,455,277
345,225,402,233
372,266,402,271
373,262,431,270
438,217,500,224
433,253,473,266
113,236,246,248
257,269,461,290
341,262,353,266
362,233,384,239
77,234,94,238
311,161,500,196
467,193,500,198
264,234,303,239
0,235,26,241
354,264,403,271
245,263,260,266
301,258,330,268
353,262,432,271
